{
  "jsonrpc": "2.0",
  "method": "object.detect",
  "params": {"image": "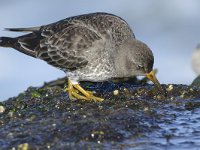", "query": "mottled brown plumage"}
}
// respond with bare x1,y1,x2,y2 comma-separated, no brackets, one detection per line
0,12,164,101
